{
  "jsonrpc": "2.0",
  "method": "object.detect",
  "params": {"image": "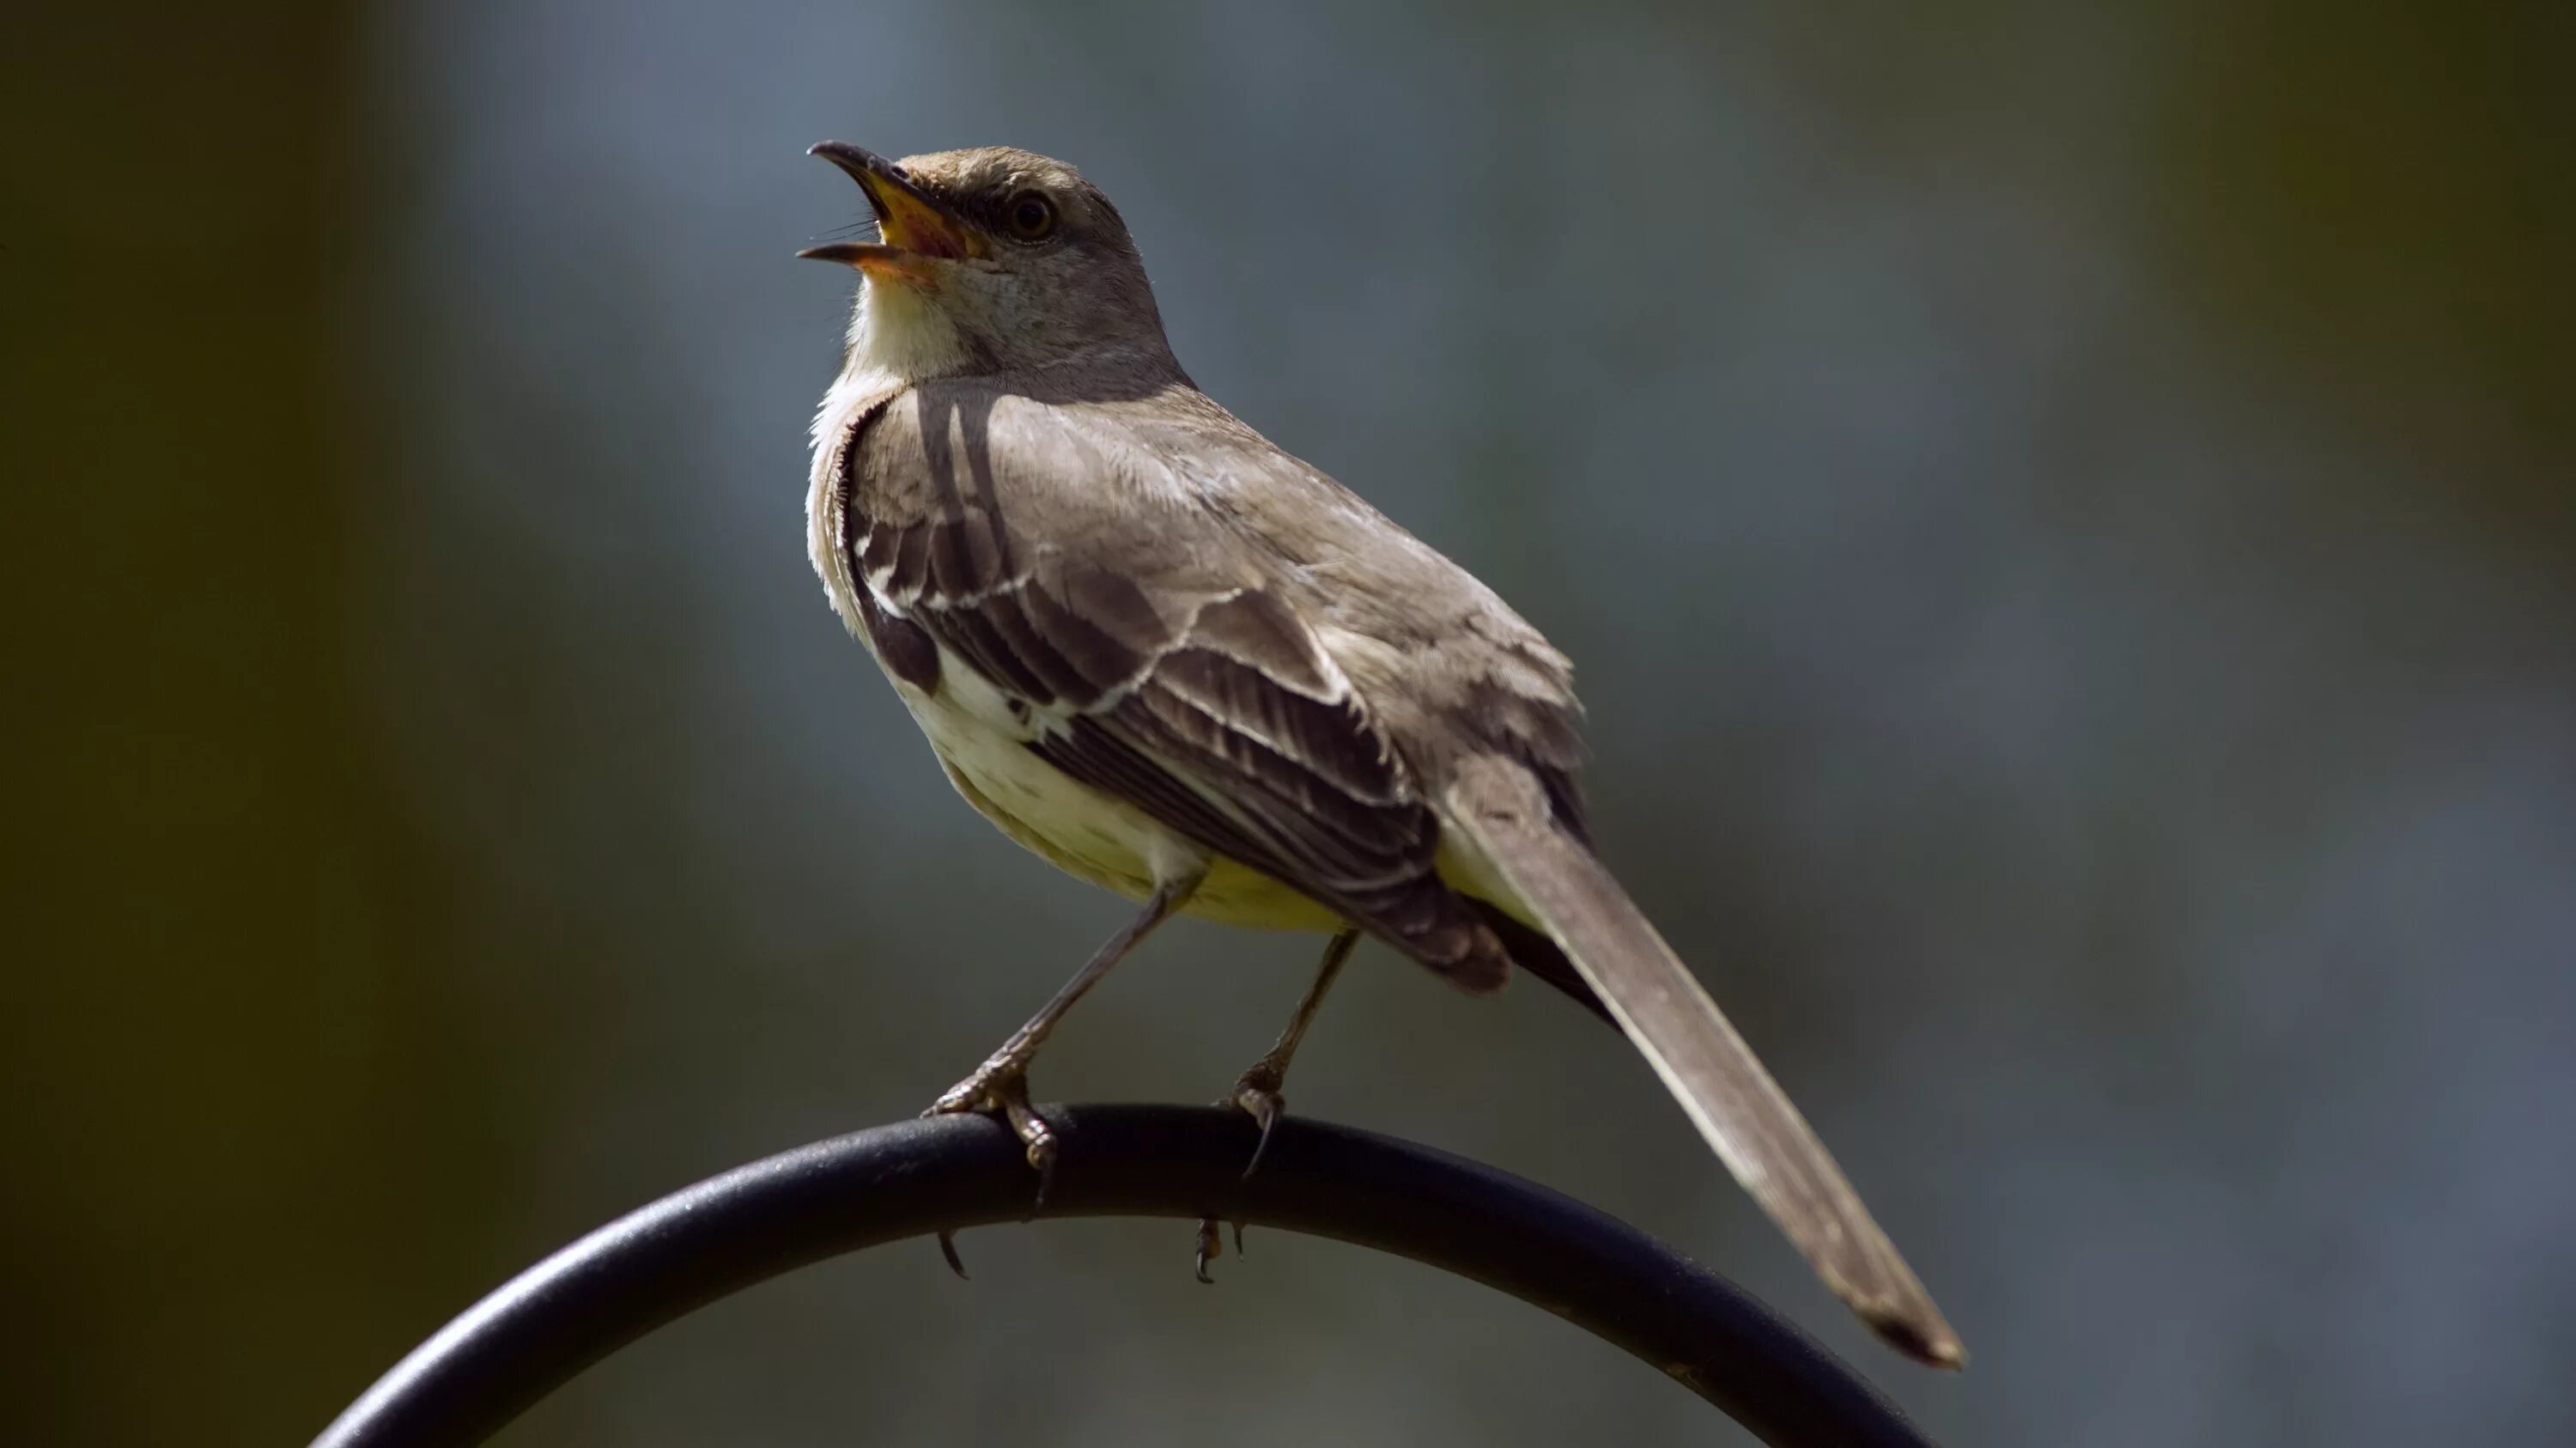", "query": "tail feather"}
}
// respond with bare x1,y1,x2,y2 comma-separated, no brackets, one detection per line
1465,898,1615,1026
1442,756,1964,1368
